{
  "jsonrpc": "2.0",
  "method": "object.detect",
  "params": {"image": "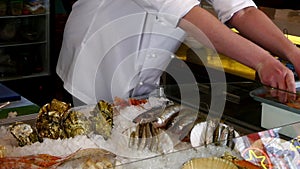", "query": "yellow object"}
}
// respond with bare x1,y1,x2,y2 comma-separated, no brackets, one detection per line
288,34,300,45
